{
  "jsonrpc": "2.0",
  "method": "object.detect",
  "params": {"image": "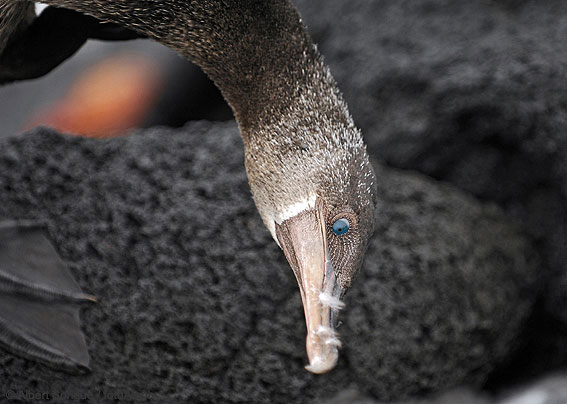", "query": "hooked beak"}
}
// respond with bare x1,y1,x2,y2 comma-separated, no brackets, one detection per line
276,207,346,374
